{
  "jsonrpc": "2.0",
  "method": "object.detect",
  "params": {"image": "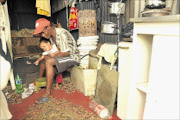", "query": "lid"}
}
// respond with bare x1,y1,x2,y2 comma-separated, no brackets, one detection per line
99,107,110,119
16,73,21,80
